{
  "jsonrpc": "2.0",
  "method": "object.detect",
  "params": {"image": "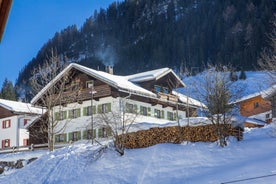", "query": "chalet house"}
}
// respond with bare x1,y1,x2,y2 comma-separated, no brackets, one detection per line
30,63,203,144
234,91,272,127
0,99,42,149
262,84,276,121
